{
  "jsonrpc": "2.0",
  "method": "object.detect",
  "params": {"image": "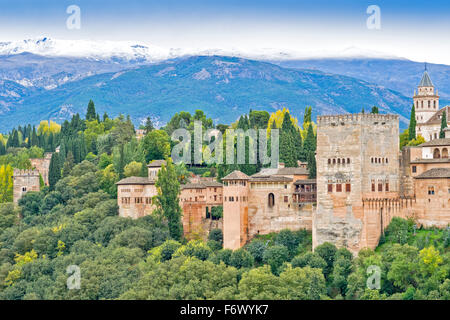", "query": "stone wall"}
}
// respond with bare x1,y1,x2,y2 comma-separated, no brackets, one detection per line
13,169,40,204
